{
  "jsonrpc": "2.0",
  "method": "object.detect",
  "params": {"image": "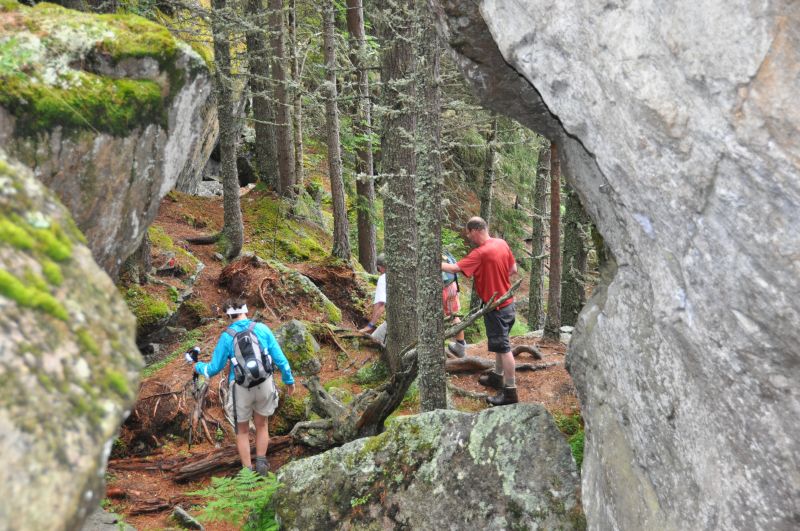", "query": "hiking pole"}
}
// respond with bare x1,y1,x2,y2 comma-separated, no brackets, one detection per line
185,346,200,450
